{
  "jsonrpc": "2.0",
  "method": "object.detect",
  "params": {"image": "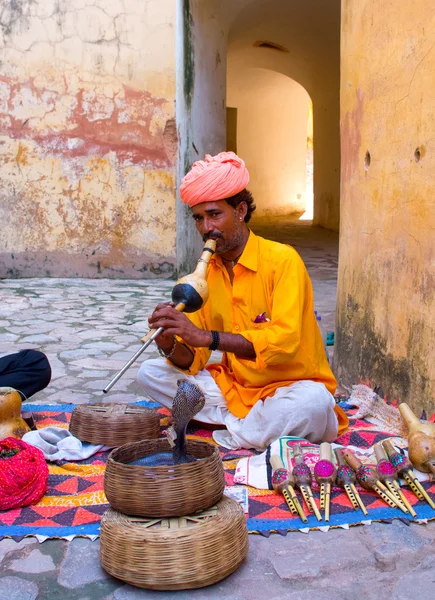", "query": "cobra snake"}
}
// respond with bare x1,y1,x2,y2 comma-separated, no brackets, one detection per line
168,379,206,464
